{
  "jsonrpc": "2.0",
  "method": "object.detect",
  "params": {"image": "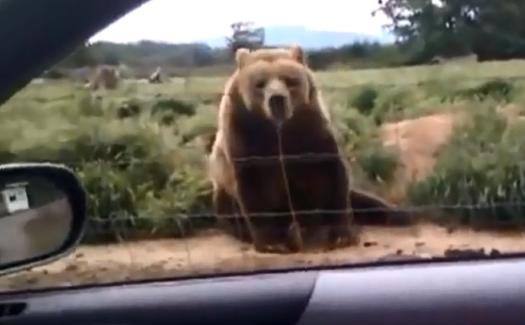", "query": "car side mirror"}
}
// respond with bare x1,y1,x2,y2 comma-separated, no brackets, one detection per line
0,163,87,276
